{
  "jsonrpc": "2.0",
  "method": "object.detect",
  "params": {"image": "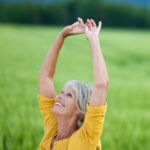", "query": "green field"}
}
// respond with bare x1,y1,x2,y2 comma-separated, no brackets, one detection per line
0,23,150,150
